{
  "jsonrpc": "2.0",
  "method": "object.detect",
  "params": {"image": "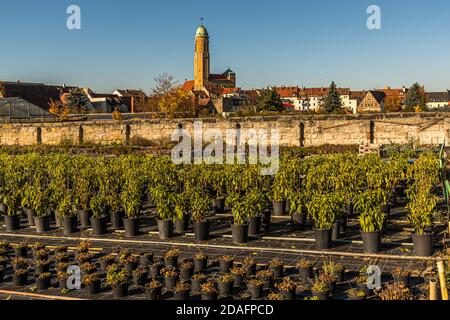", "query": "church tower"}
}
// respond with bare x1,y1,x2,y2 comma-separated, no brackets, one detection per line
194,23,210,90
